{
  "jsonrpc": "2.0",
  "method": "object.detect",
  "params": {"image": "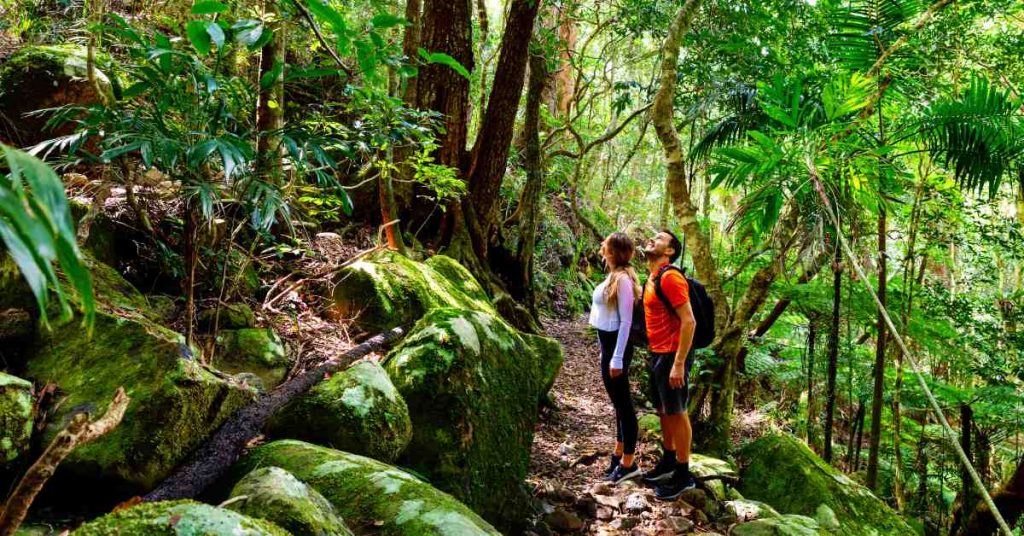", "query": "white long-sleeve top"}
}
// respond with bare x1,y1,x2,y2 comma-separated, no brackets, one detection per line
588,274,635,370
